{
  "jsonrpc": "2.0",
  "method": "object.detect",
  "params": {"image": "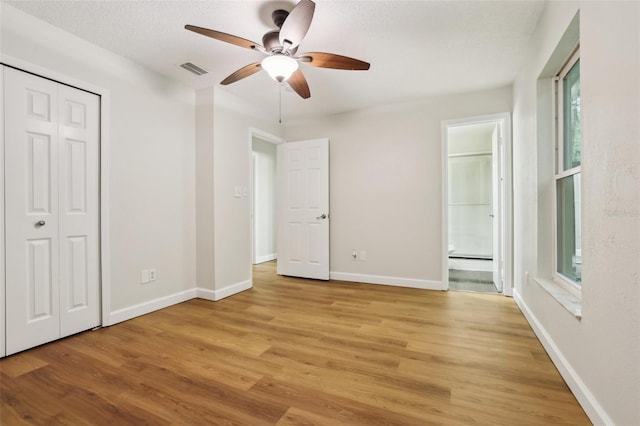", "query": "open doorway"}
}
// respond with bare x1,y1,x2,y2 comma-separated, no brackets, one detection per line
251,132,280,265
442,114,512,295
